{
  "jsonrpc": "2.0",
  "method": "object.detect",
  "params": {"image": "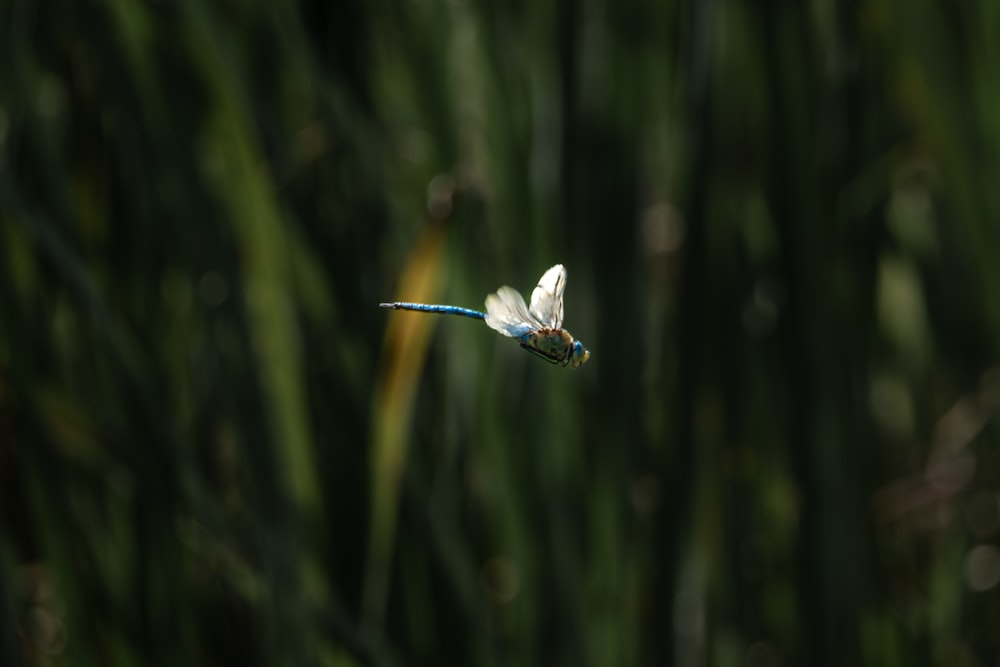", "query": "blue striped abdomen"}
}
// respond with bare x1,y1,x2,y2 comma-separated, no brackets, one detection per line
379,302,486,320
